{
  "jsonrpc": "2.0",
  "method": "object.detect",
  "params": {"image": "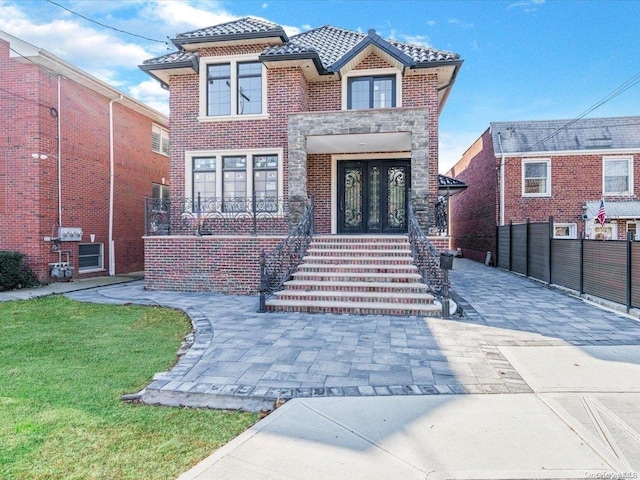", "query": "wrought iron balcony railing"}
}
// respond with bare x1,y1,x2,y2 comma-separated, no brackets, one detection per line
144,194,290,236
